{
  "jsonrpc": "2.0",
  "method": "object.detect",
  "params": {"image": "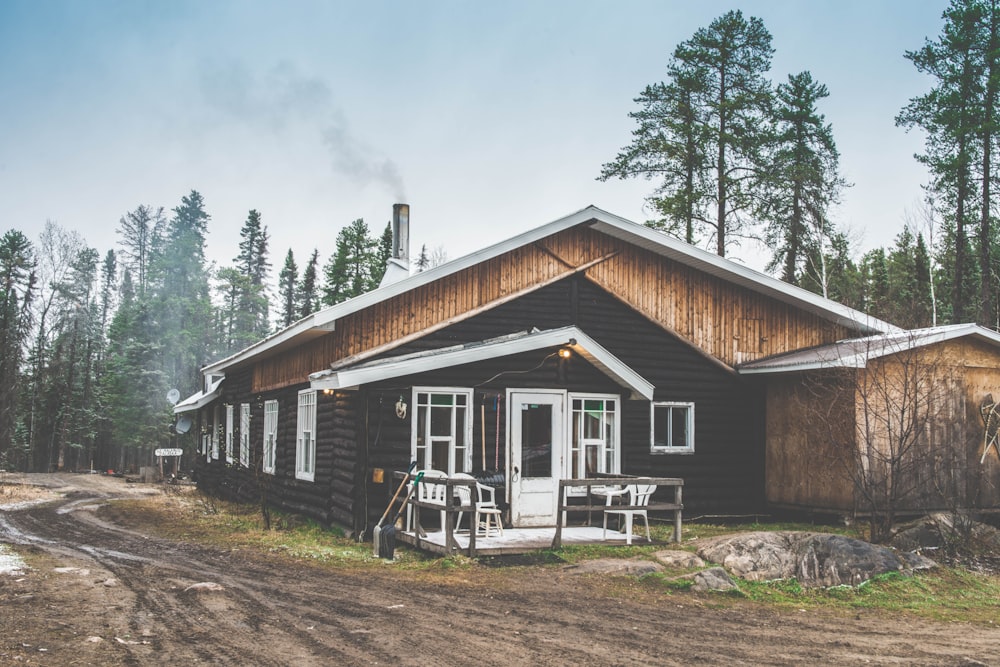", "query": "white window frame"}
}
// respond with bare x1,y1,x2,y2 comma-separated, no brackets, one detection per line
211,405,220,460
567,393,620,495
411,387,473,475
239,403,251,467
651,401,695,454
225,404,235,464
296,389,317,481
263,399,278,475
